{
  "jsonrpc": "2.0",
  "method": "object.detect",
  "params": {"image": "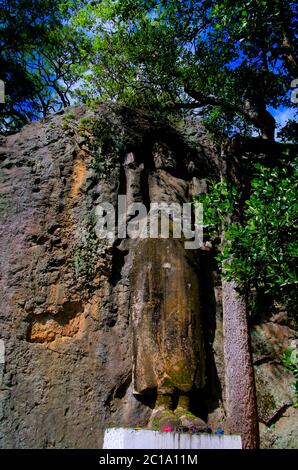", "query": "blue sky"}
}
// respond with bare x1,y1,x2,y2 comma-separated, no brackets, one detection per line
271,106,297,129
269,106,297,140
